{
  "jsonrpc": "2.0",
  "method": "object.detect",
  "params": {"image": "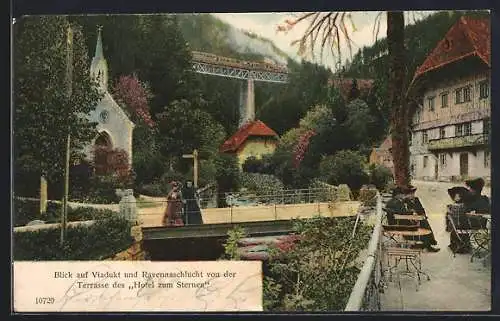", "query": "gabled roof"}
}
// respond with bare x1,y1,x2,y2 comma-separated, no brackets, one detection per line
373,135,392,152
412,16,490,83
220,120,278,153
379,135,392,150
